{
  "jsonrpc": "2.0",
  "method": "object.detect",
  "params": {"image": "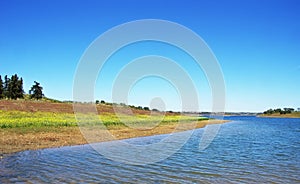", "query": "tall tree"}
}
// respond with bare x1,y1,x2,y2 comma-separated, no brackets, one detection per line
8,74,24,99
0,75,3,99
29,81,44,100
1,74,24,99
3,75,10,98
17,77,24,98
